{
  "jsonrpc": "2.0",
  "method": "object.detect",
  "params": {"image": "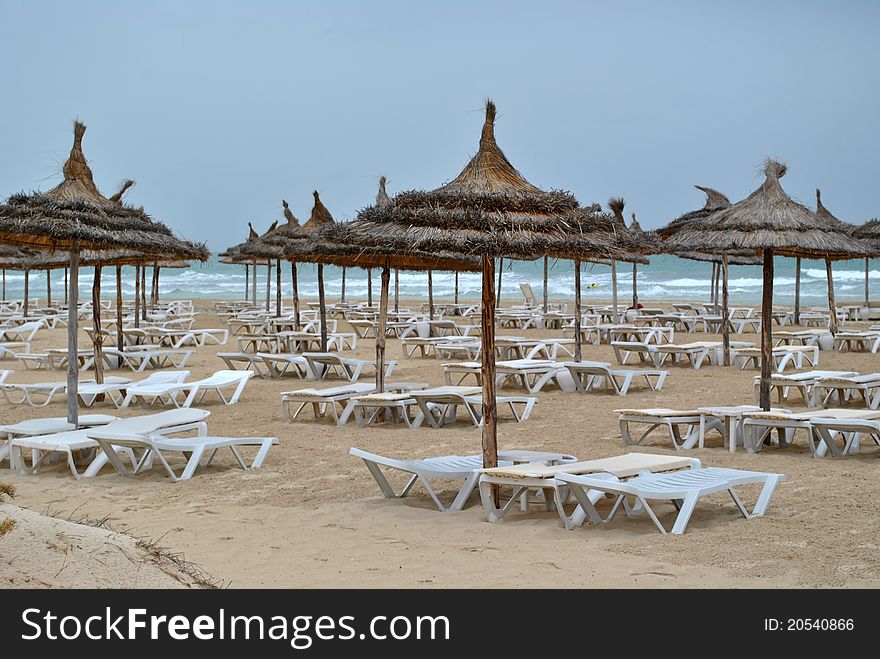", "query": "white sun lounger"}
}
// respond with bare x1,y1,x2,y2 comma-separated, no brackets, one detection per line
0,320,43,343
0,414,118,463
1,379,67,407
754,370,858,407
282,382,376,425
86,427,278,482
350,447,575,512
565,361,668,395
257,352,311,379
732,345,819,372
103,347,193,372
809,417,880,457
479,453,701,526
495,359,571,393
741,408,880,457
75,376,136,407
557,466,784,534
303,352,397,382
611,341,713,369
9,408,211,479
616,408,724,450
813,373,880,409
833,331,880,353
121,370,253,408
0,341,31,359
442,361,483,386
216,351,270,377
